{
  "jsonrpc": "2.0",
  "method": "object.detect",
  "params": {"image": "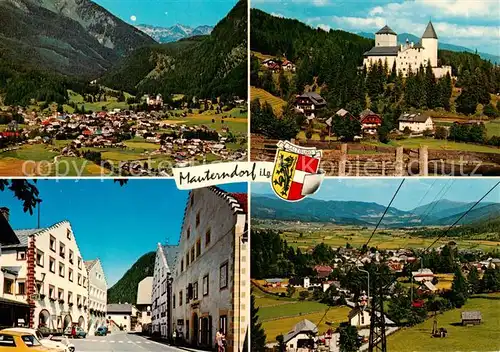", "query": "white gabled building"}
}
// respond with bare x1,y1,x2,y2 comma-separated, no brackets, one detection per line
170,187,248,351
136,276,153,332
151,244,179,338
85,259,107,335
0,220,89,332
398,112,434,133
